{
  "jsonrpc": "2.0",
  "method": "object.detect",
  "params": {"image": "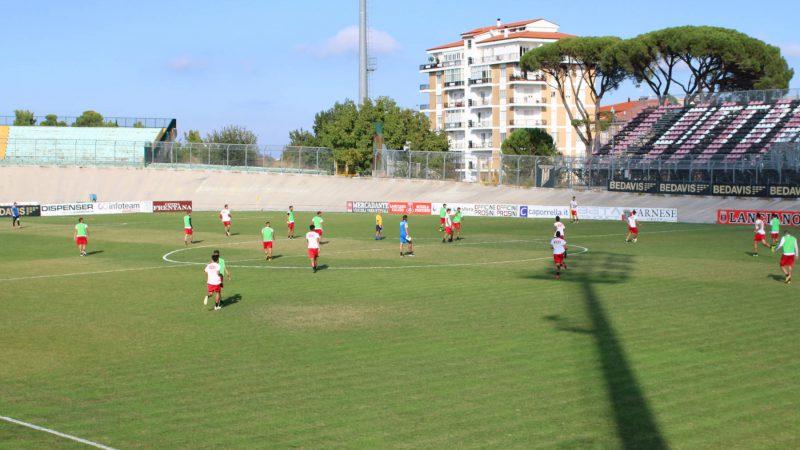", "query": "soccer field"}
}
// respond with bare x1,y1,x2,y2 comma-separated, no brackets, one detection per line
1,211,798,449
